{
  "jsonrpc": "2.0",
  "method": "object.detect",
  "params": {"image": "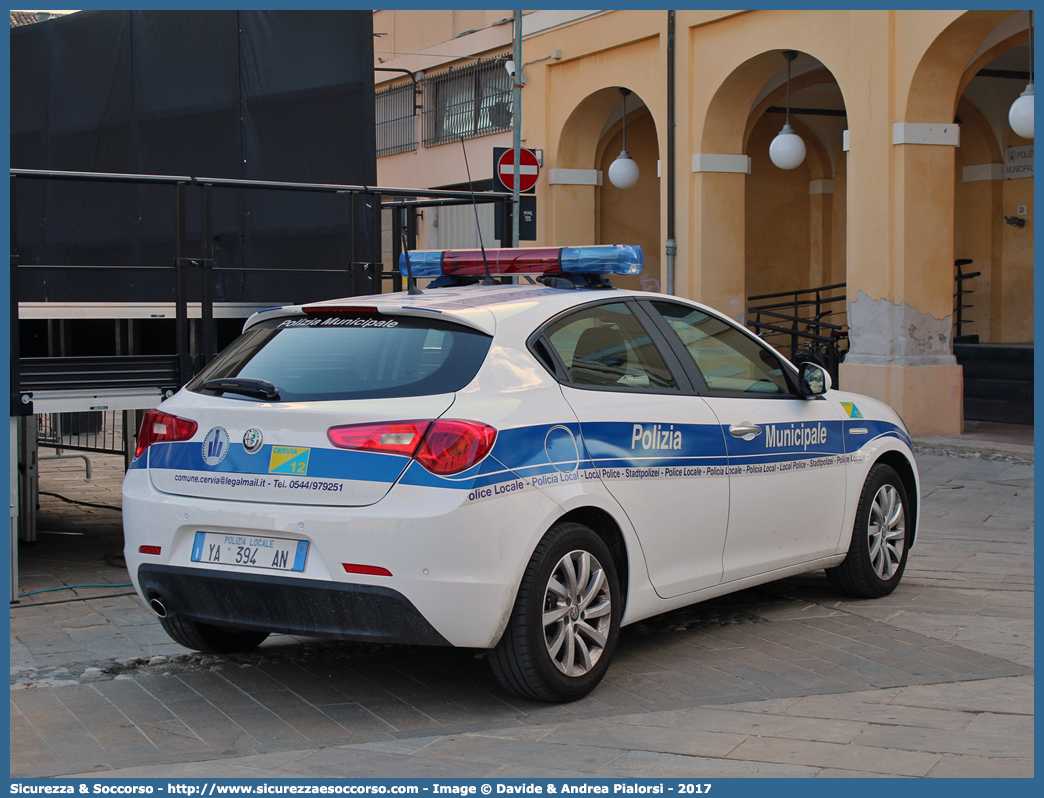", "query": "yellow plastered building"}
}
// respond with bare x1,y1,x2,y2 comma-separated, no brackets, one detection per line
373,9,1034,436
